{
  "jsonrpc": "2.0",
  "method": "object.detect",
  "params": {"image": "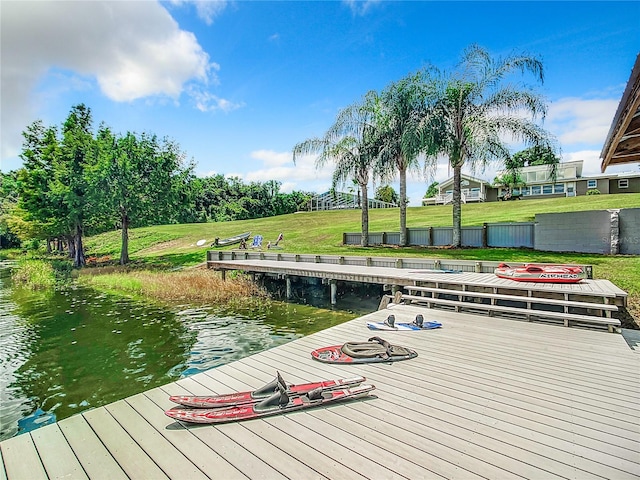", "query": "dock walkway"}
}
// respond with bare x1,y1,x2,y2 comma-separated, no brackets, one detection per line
208,256,628,331
2,305,639,479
